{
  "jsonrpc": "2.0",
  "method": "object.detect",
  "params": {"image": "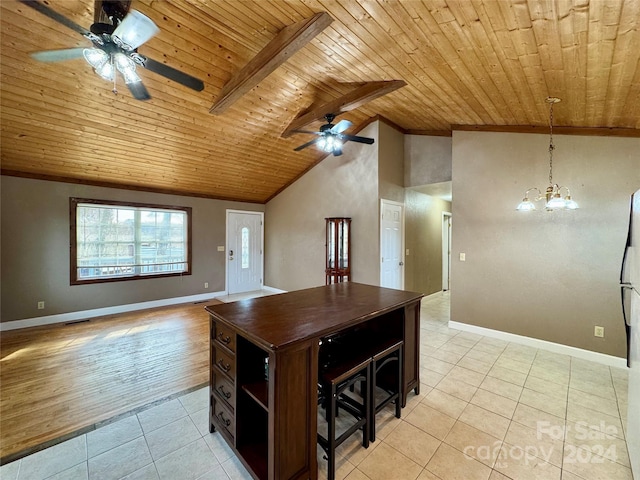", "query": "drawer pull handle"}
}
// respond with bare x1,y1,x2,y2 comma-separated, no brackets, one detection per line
217,411,231,427
218,332,231,344
217,359,231,372
218,384,232,399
